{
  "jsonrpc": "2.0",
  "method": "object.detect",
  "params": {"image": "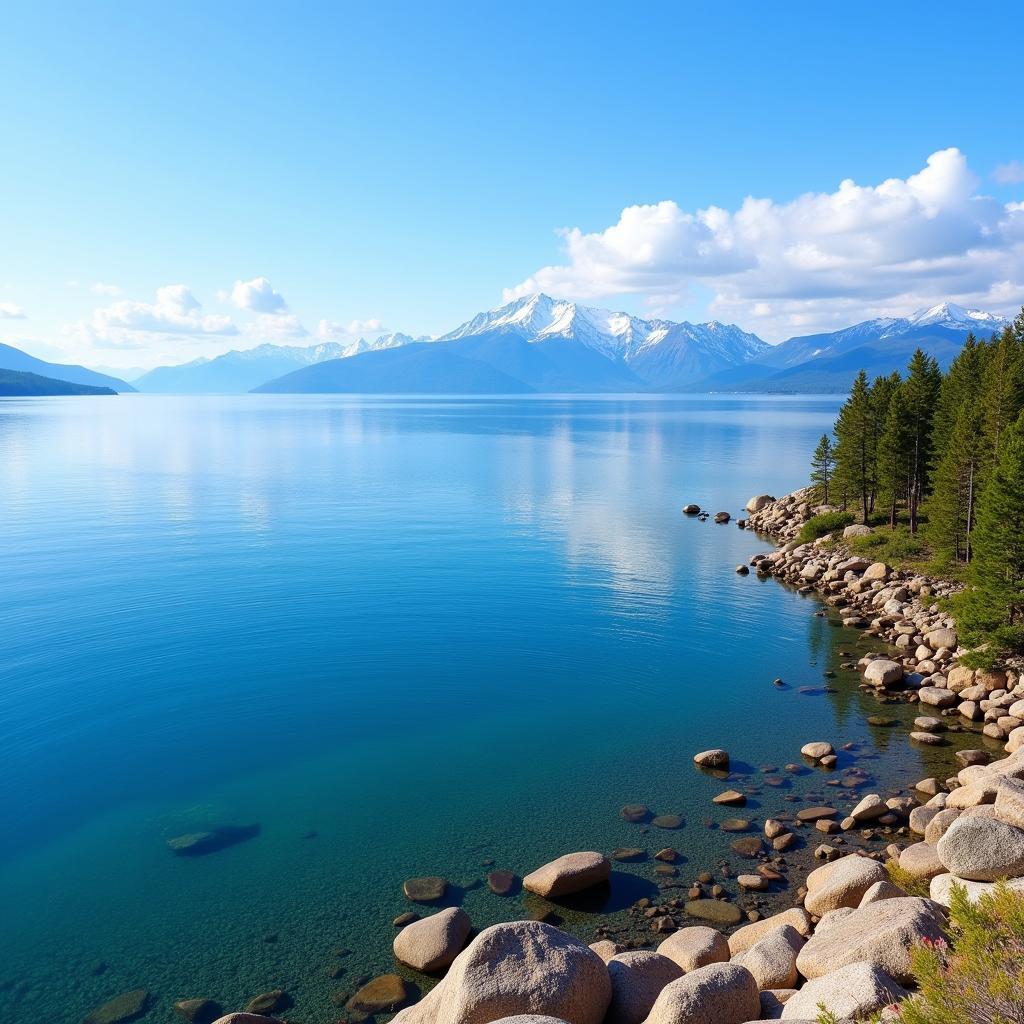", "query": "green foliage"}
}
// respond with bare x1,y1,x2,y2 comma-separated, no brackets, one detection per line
810,433,835,504
897,882,1024,1024
817,315,1024,660
797,510,855,545
833,369,876,523
955,411,1024,661
848,525,928,565
885,857,931,897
